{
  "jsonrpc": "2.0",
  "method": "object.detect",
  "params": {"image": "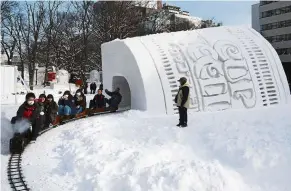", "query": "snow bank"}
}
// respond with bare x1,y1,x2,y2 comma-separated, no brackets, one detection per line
20,104,291,191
